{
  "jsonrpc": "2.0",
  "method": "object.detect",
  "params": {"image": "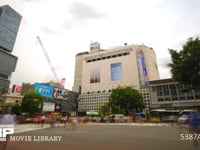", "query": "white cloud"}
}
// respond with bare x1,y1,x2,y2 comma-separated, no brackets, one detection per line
1,0,200,90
